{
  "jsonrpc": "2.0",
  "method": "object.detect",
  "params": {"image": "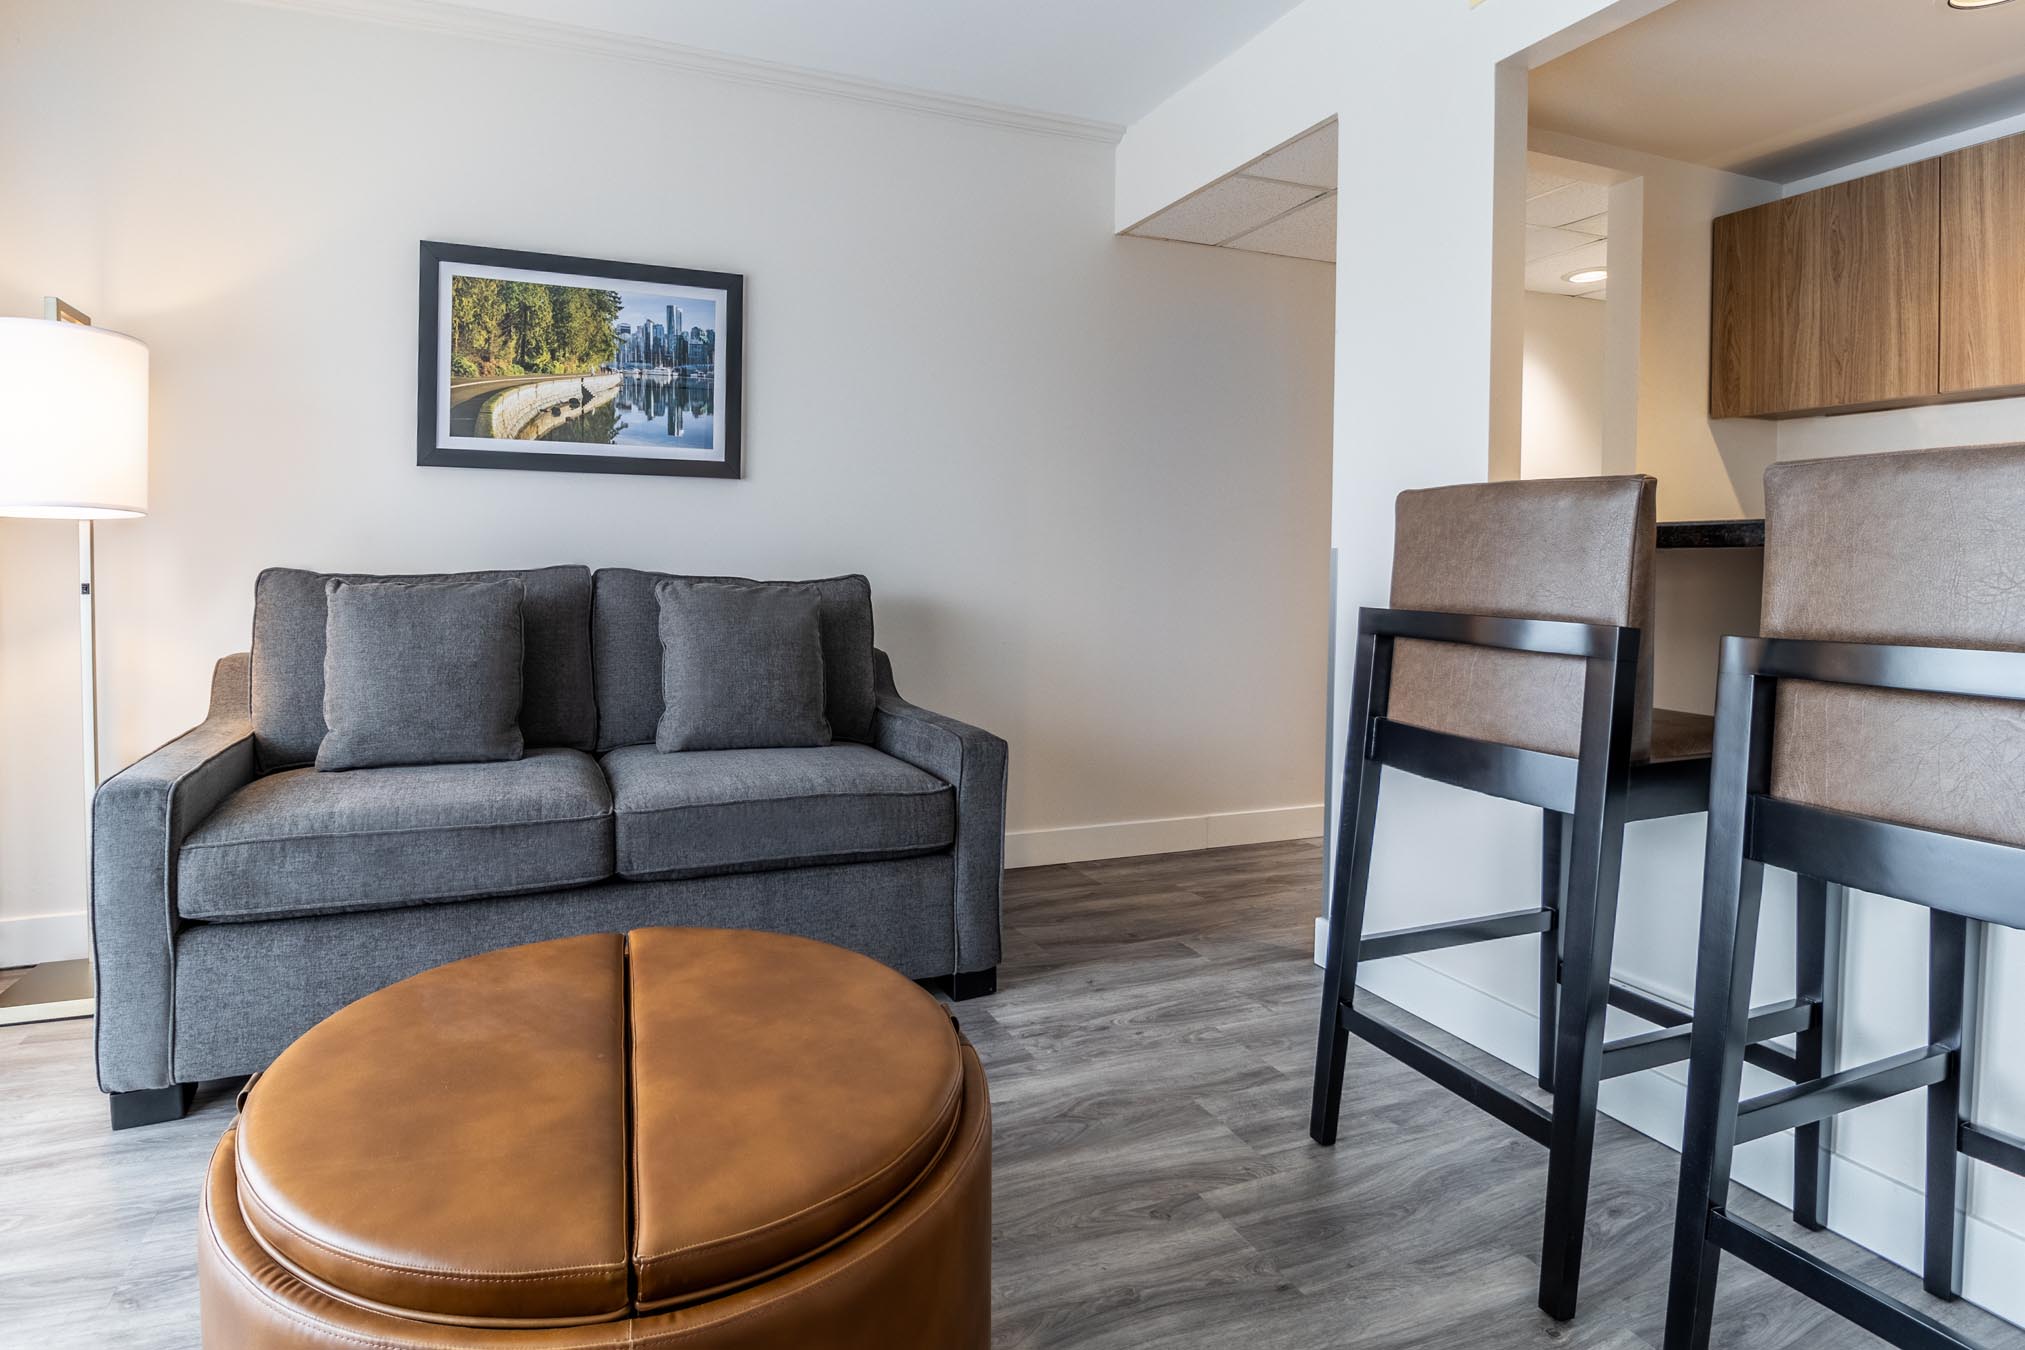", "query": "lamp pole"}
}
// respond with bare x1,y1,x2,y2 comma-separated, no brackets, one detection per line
79,518,99,878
